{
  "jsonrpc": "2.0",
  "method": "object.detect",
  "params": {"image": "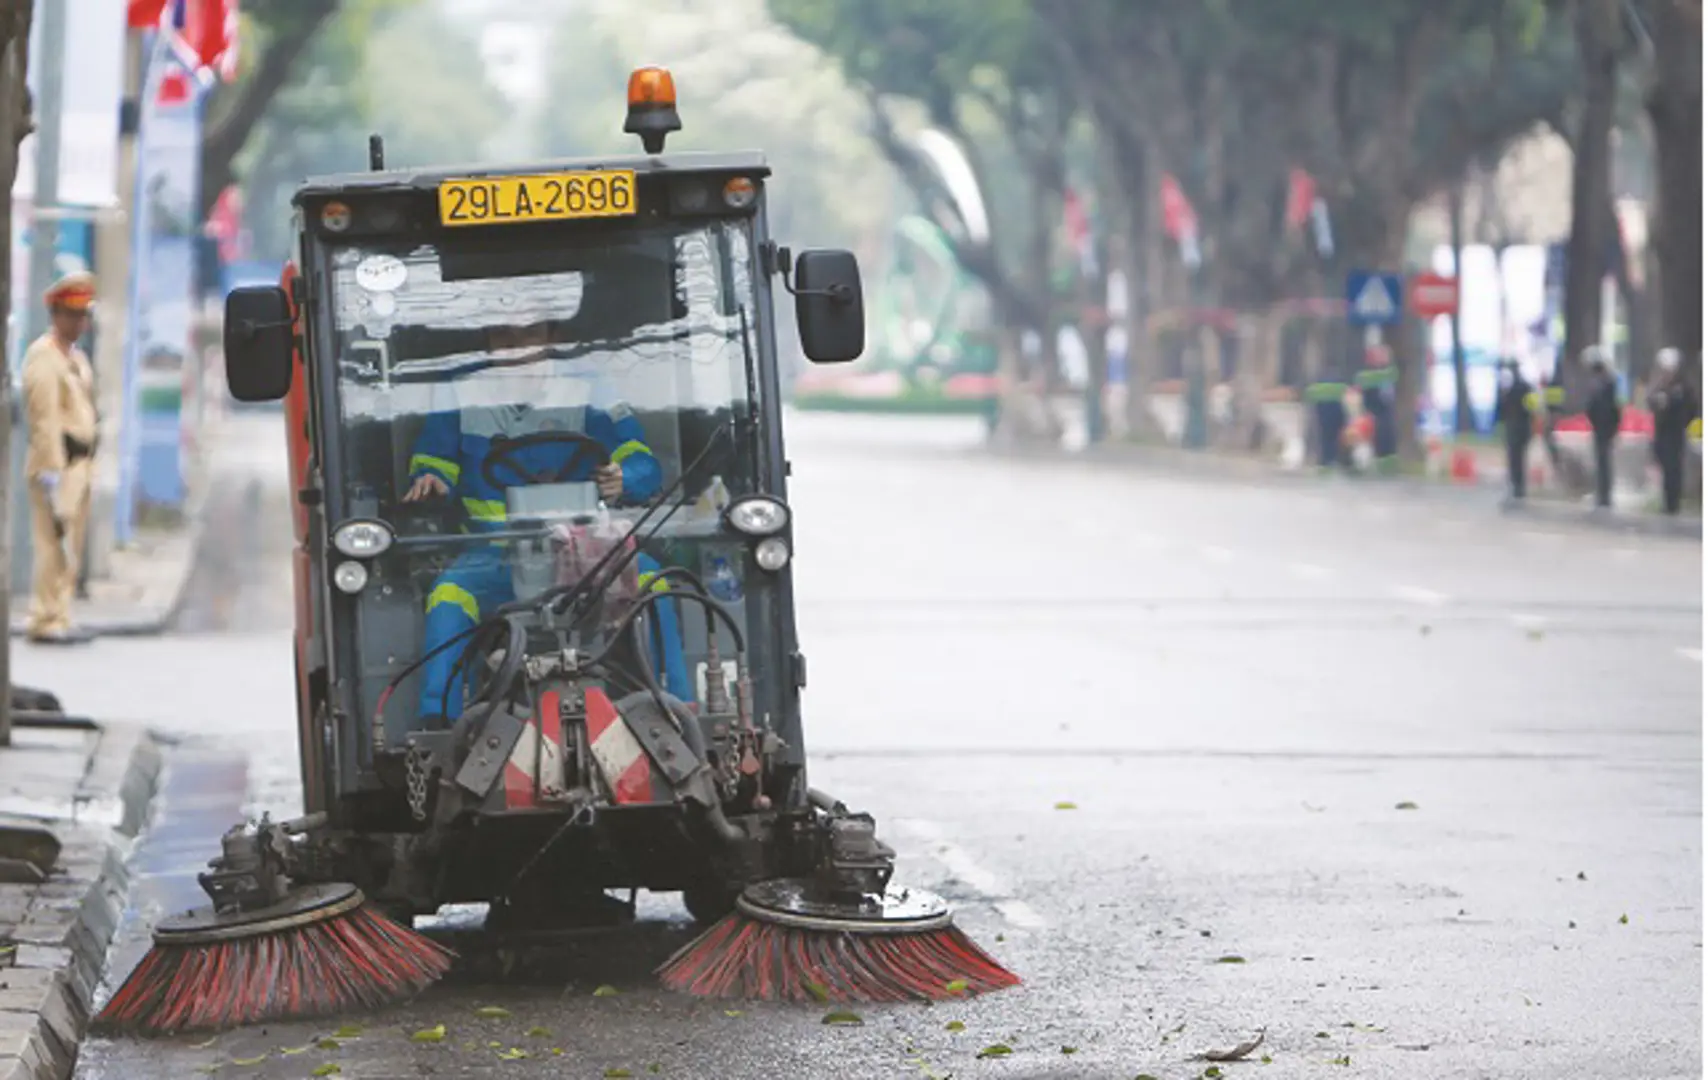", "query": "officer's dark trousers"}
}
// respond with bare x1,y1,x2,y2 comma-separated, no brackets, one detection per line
1593,435,1614,507
1505,435,1529,498
1315,400,1346,468
1657,436,1684,513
